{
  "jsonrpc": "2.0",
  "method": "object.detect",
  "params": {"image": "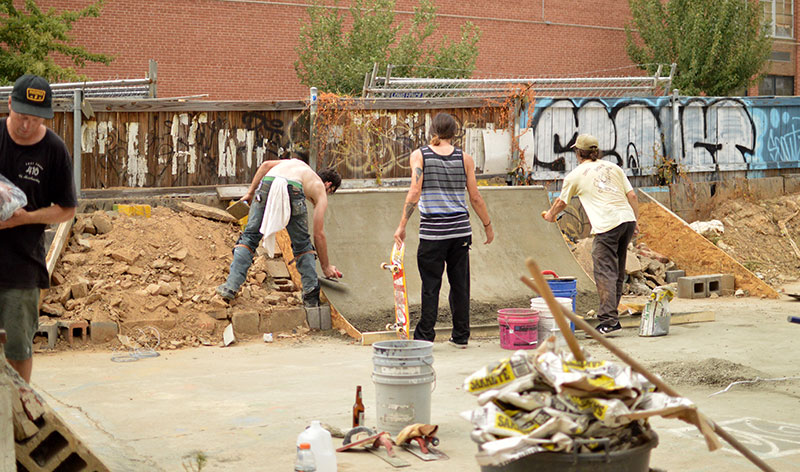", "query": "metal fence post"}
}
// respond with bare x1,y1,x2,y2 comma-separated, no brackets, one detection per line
671,88,680,164
72,90,82,197
309,86,318,170
148,59,158,98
